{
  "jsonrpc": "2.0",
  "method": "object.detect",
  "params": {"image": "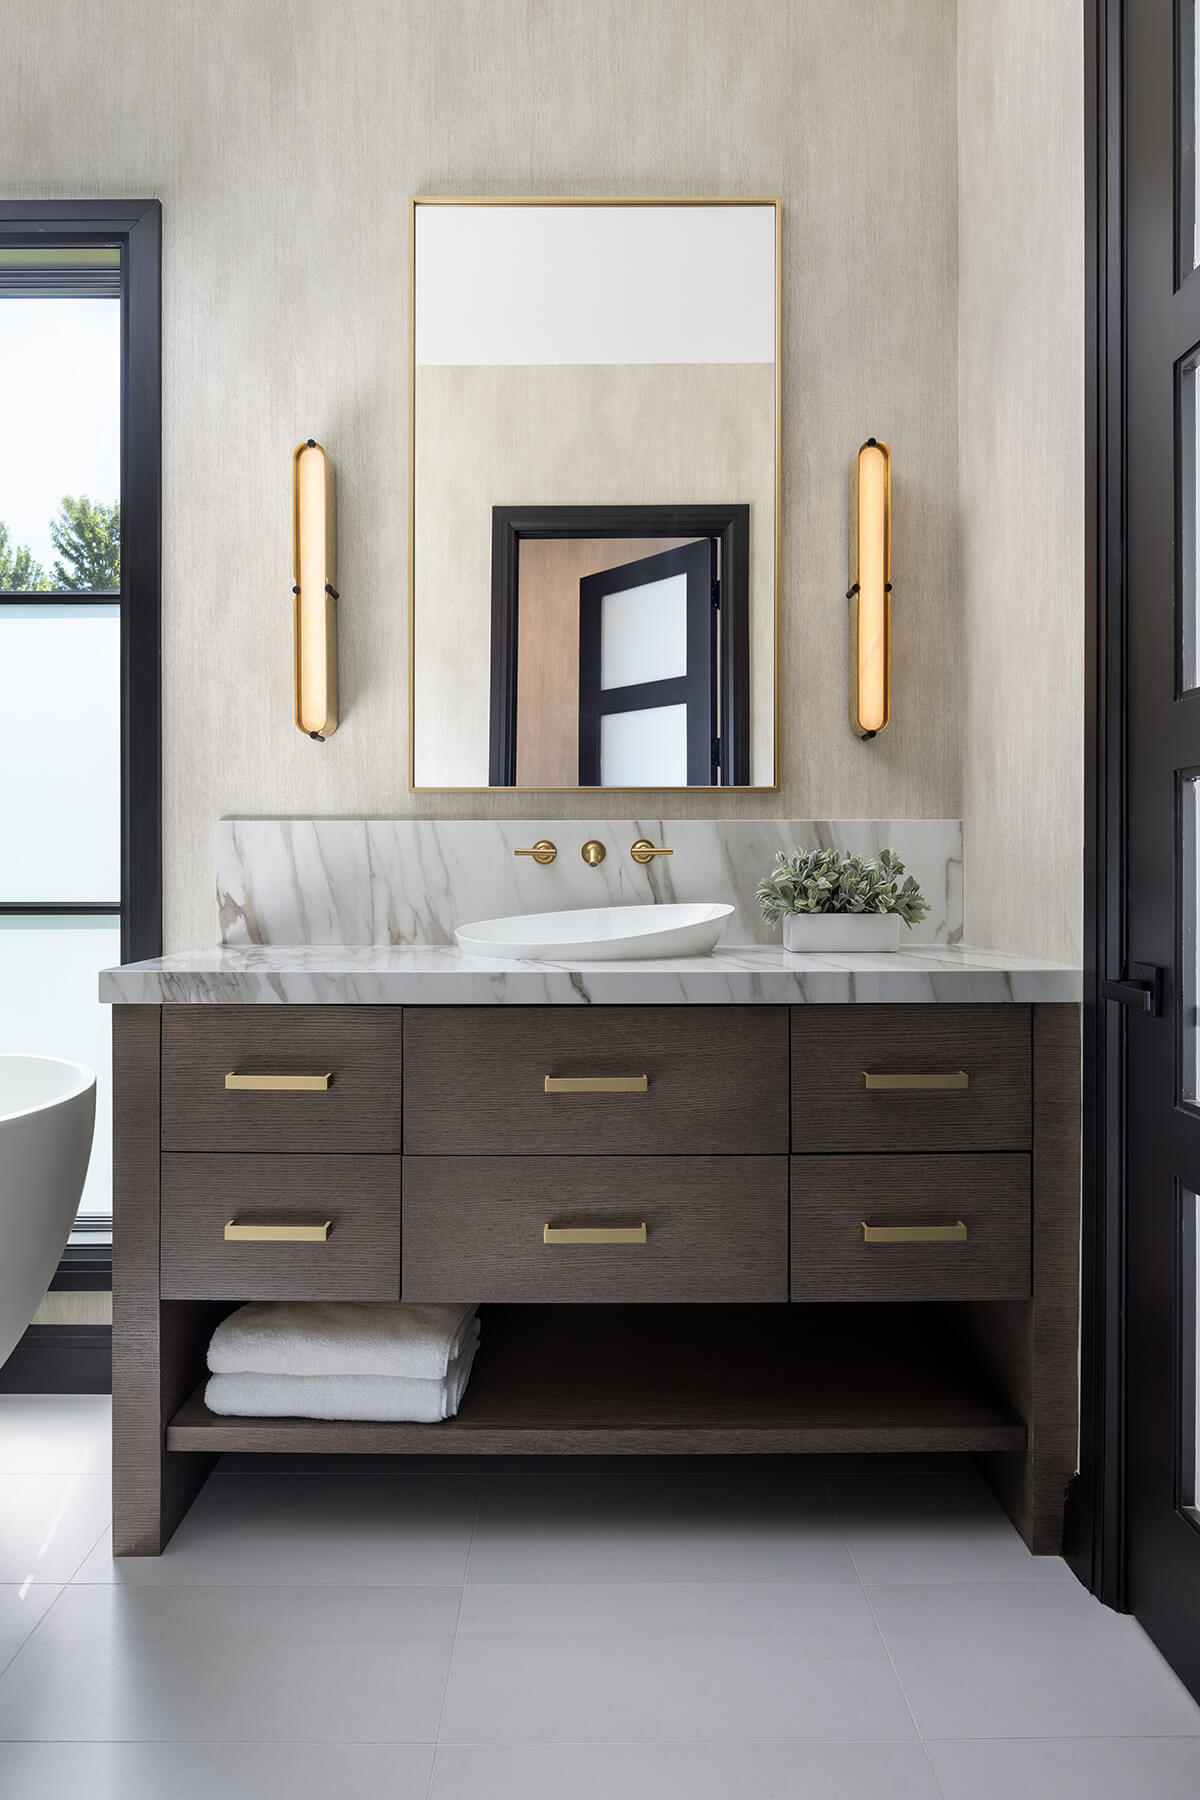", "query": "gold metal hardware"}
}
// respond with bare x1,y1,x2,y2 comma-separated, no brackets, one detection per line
225,1220,333,1242
630,839,674,865
224,1072,333,1092
543,1222,647,1245
514,840,557,865
860,1071,970,1092
544,1074,649,1094
860,1219,968,1244
581,840,607,866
